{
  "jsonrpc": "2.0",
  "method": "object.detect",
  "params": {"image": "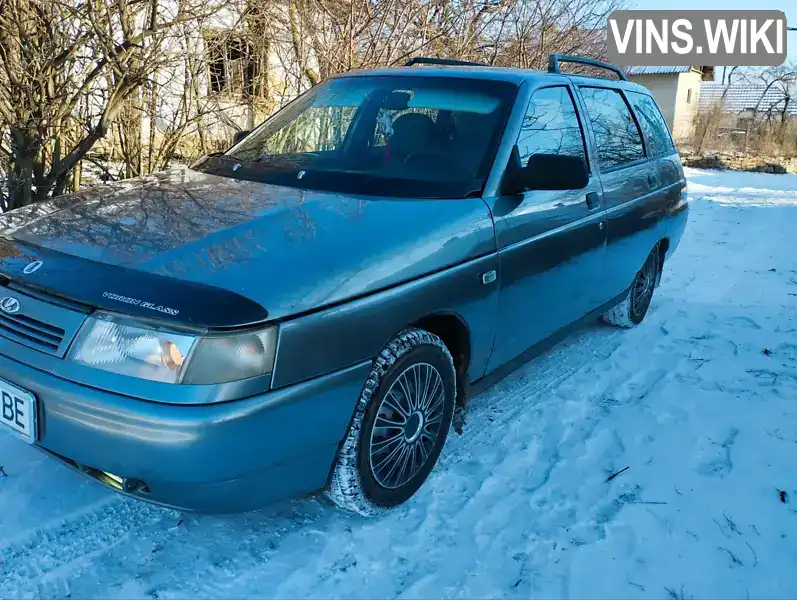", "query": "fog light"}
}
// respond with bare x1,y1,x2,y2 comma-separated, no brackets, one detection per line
97,471,124,490
123,477,147,493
